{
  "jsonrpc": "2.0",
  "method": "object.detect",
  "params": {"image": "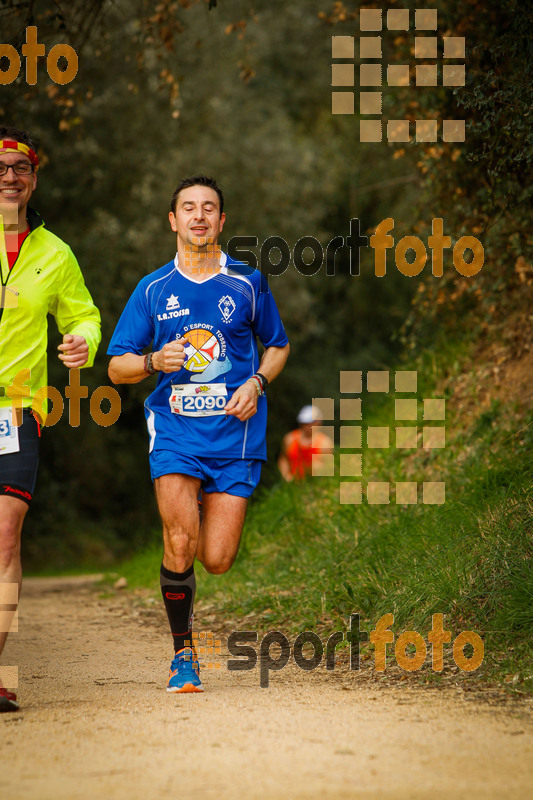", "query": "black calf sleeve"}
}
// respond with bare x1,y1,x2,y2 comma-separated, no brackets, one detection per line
160,564,196,653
